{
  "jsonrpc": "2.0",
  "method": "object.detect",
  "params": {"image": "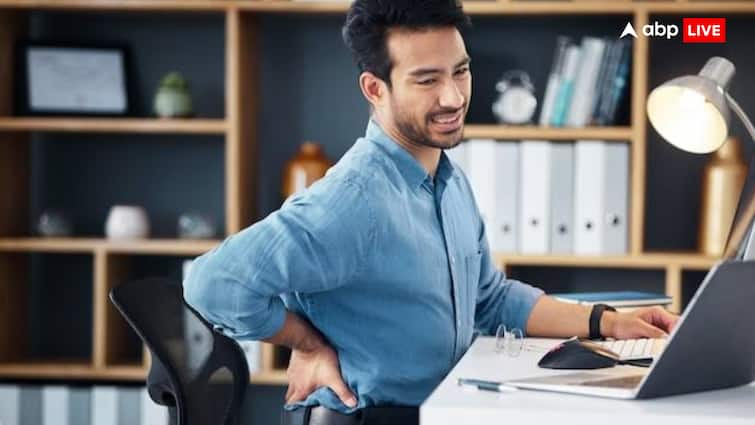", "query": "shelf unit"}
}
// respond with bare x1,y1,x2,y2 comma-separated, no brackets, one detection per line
0,0,752,386
0,117,228,134
463,125,633,141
